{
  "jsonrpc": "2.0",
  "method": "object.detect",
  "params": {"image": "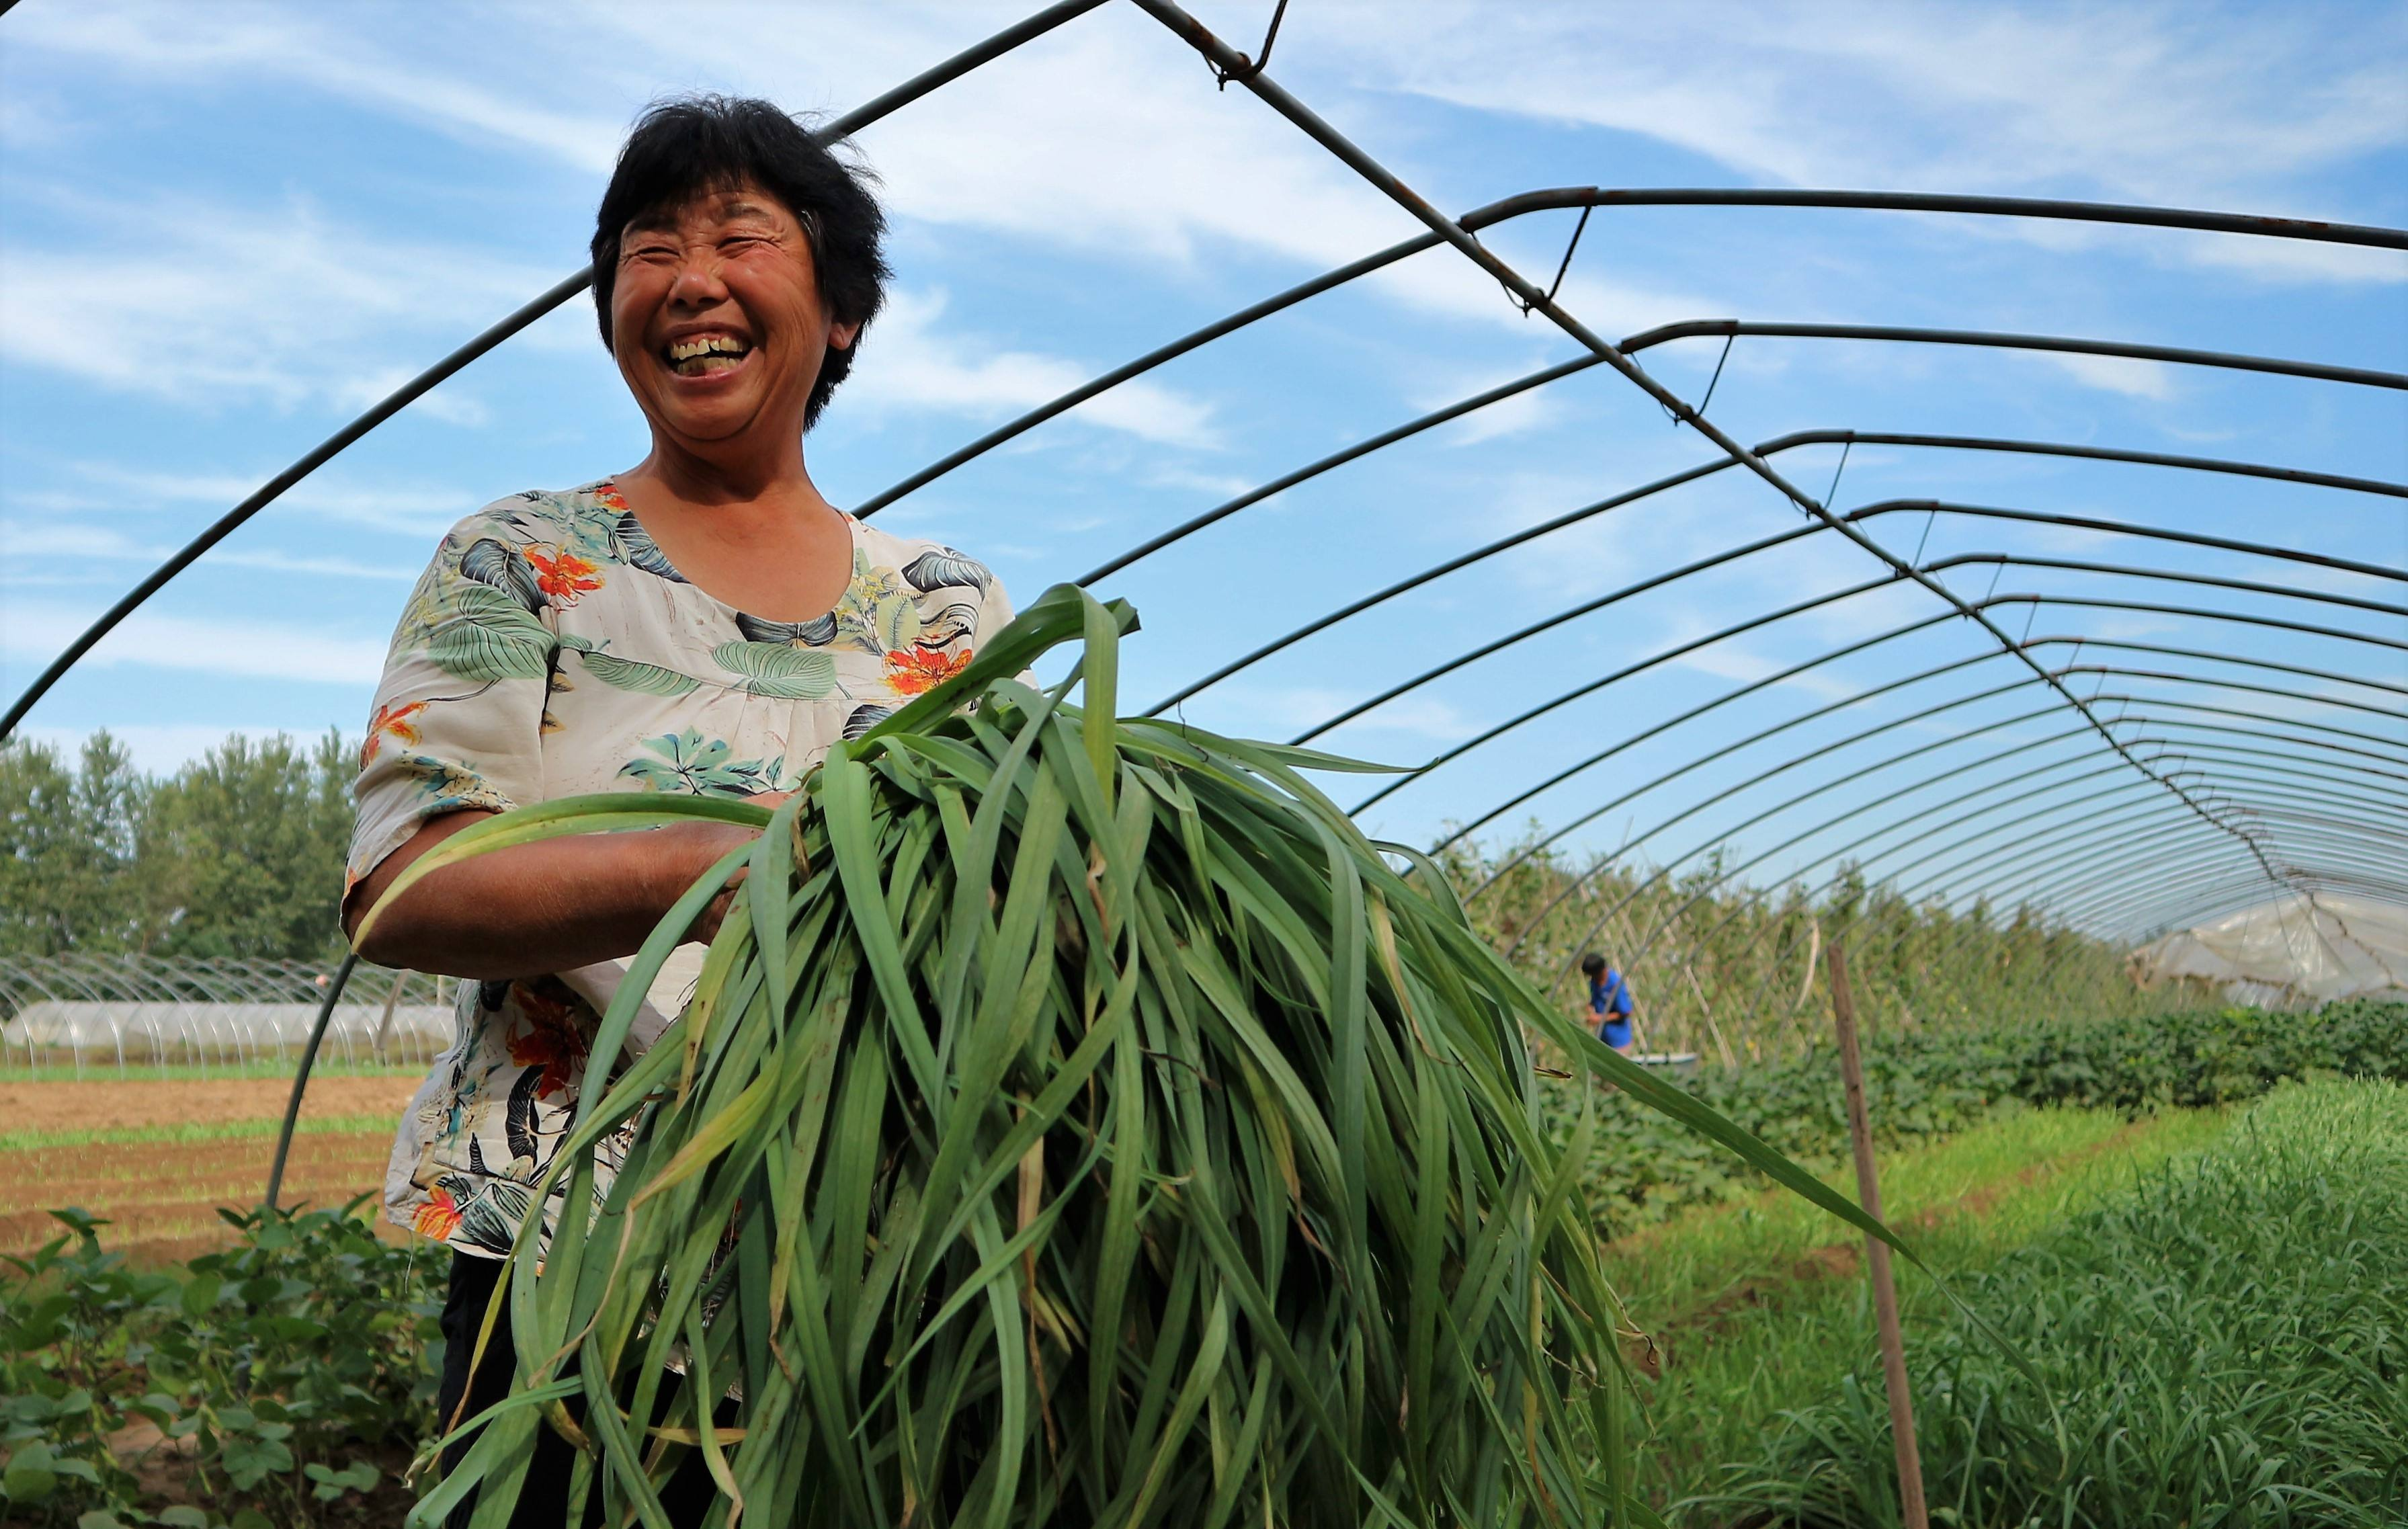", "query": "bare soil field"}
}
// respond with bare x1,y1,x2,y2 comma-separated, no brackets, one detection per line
1,1131,403,1262
0,1073,420,1134
0,1075,424,1262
